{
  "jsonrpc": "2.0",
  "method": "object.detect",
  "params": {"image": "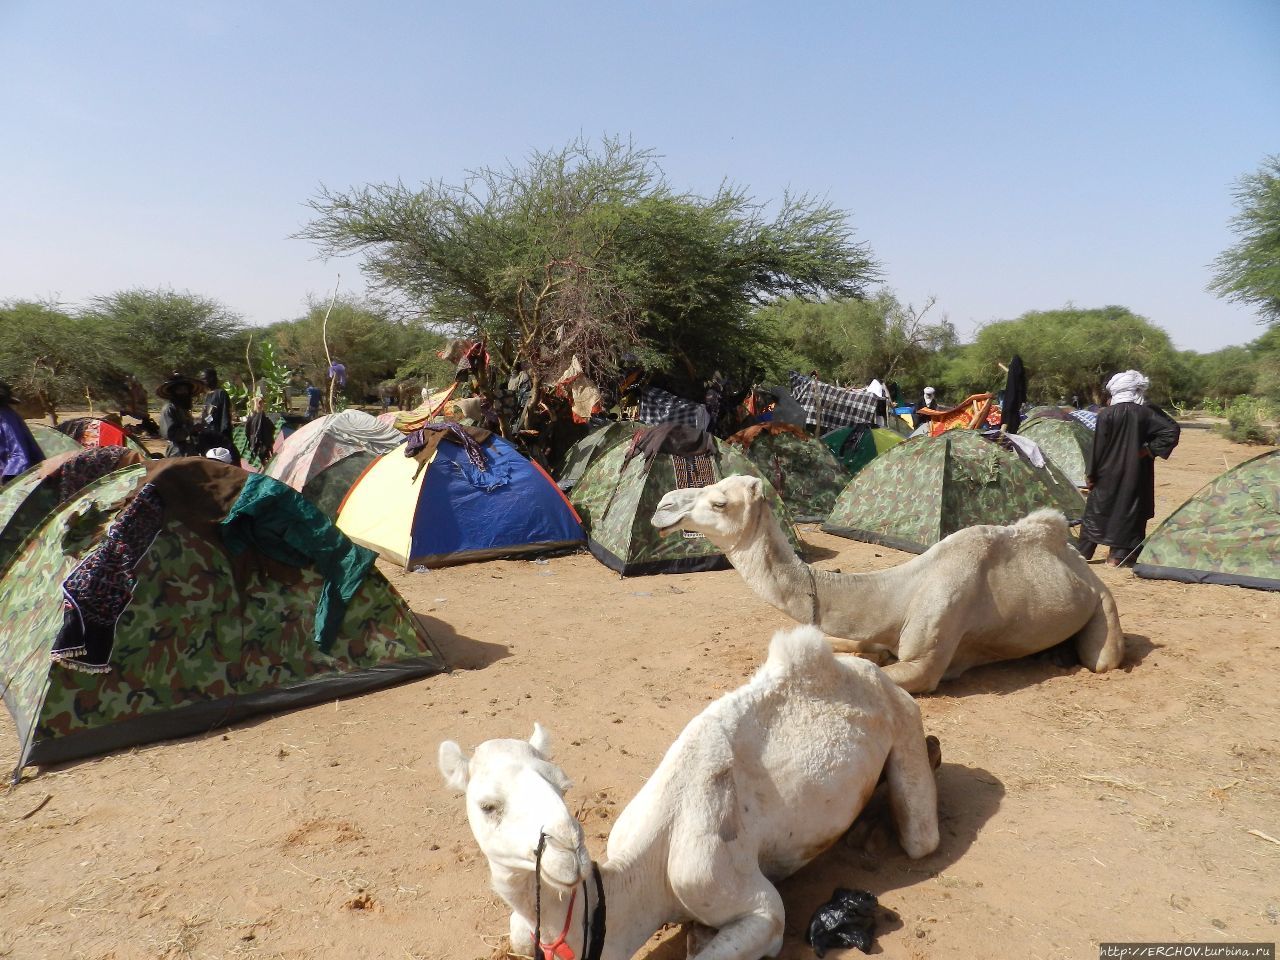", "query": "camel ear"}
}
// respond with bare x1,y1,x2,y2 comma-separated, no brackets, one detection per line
745,476,764,500
530,723,552,758
438,741,470,792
